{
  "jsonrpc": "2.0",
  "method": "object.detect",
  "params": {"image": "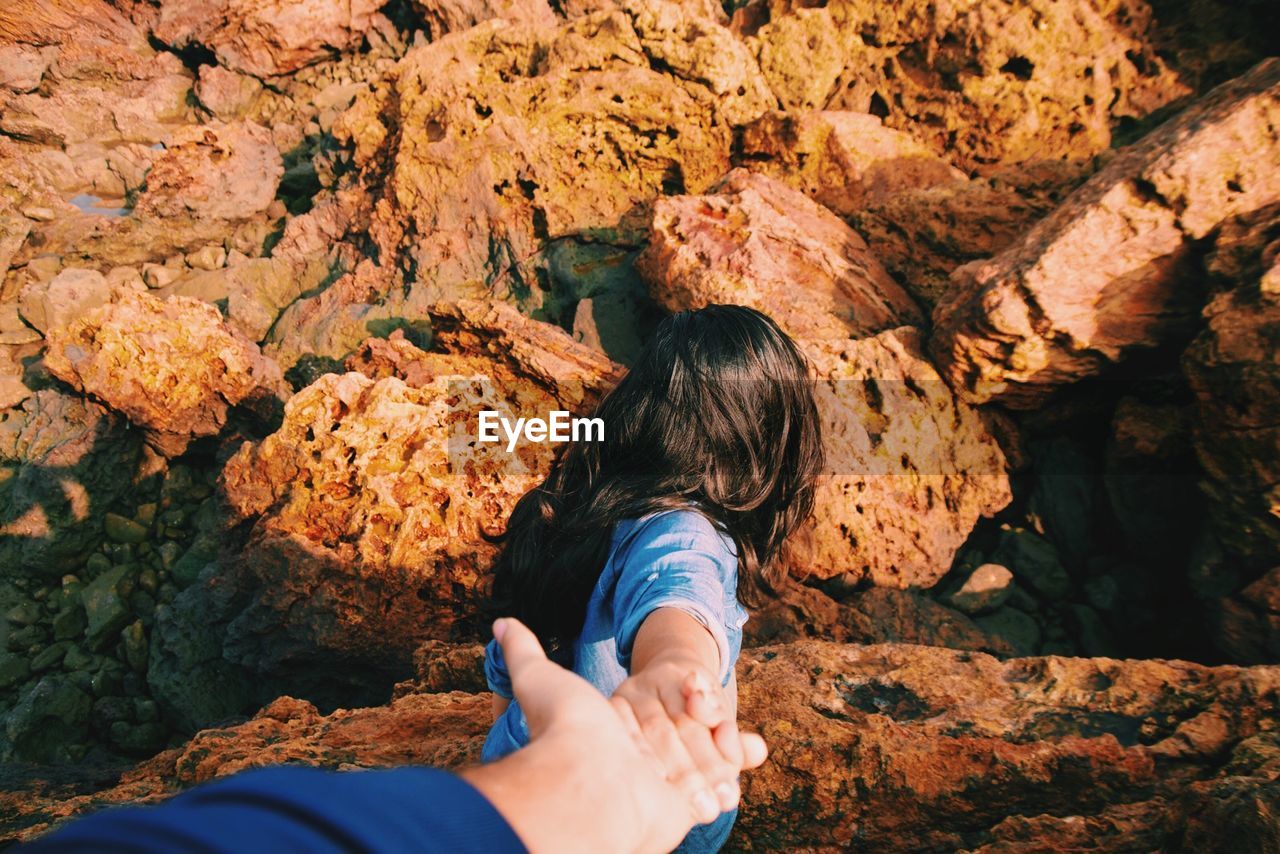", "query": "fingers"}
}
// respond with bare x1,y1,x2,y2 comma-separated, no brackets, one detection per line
674,715,740,813
740,732,768,769
681,671,728,729
711,719,744,769
621,689,722,826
